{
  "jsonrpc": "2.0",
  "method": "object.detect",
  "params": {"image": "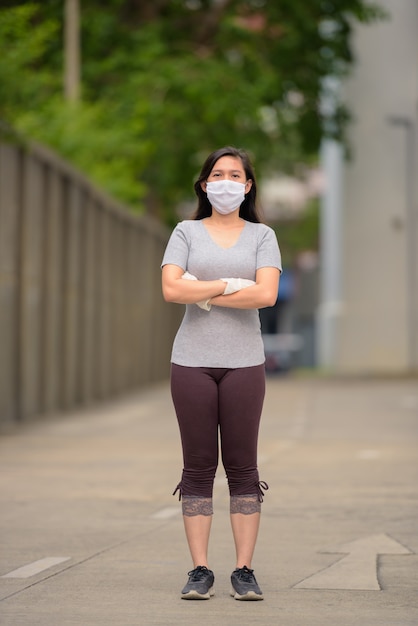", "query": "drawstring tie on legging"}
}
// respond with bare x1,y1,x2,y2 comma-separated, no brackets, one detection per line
172,482,182,501
173,479,269,503
256,480,269,502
